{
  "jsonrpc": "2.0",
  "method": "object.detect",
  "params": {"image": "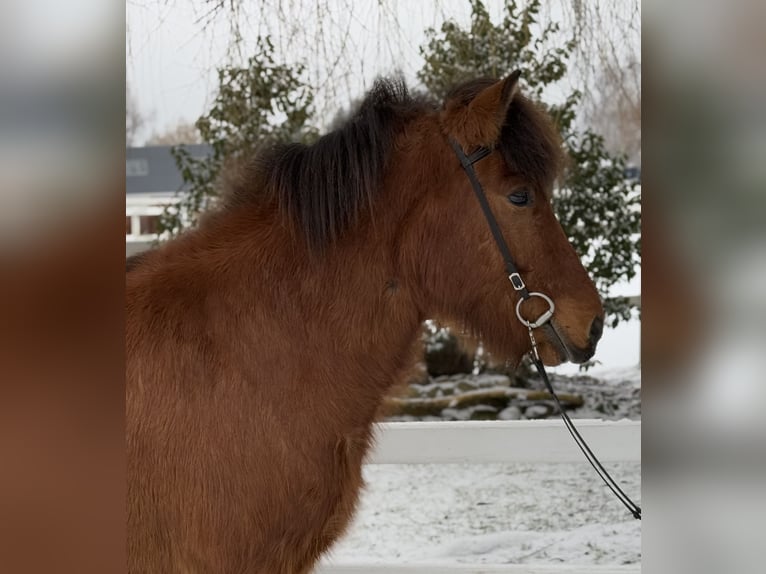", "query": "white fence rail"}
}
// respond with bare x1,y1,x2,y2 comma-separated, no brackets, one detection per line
368,419,640,464
318,419,641,574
